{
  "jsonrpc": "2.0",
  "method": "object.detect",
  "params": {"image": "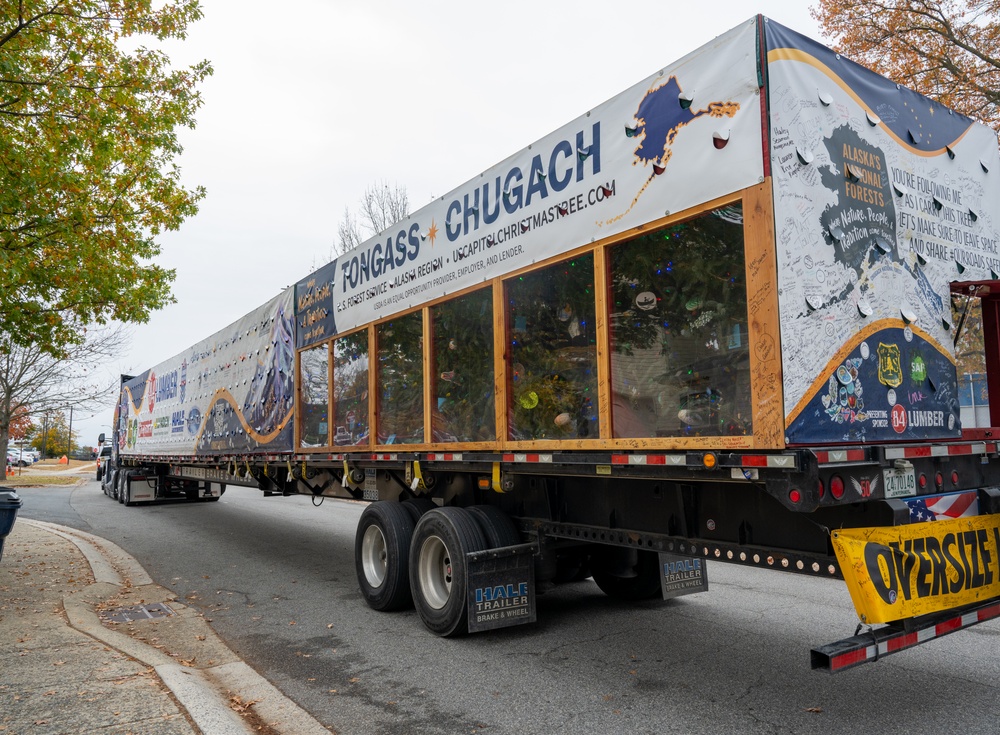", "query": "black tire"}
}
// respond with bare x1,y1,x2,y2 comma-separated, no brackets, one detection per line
590,548,663,601
122,478,133,507
355,501,416,611
466,505,520,548
409,507,486,637
117,472,127,504
401,497,437,523
96,465,103,481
